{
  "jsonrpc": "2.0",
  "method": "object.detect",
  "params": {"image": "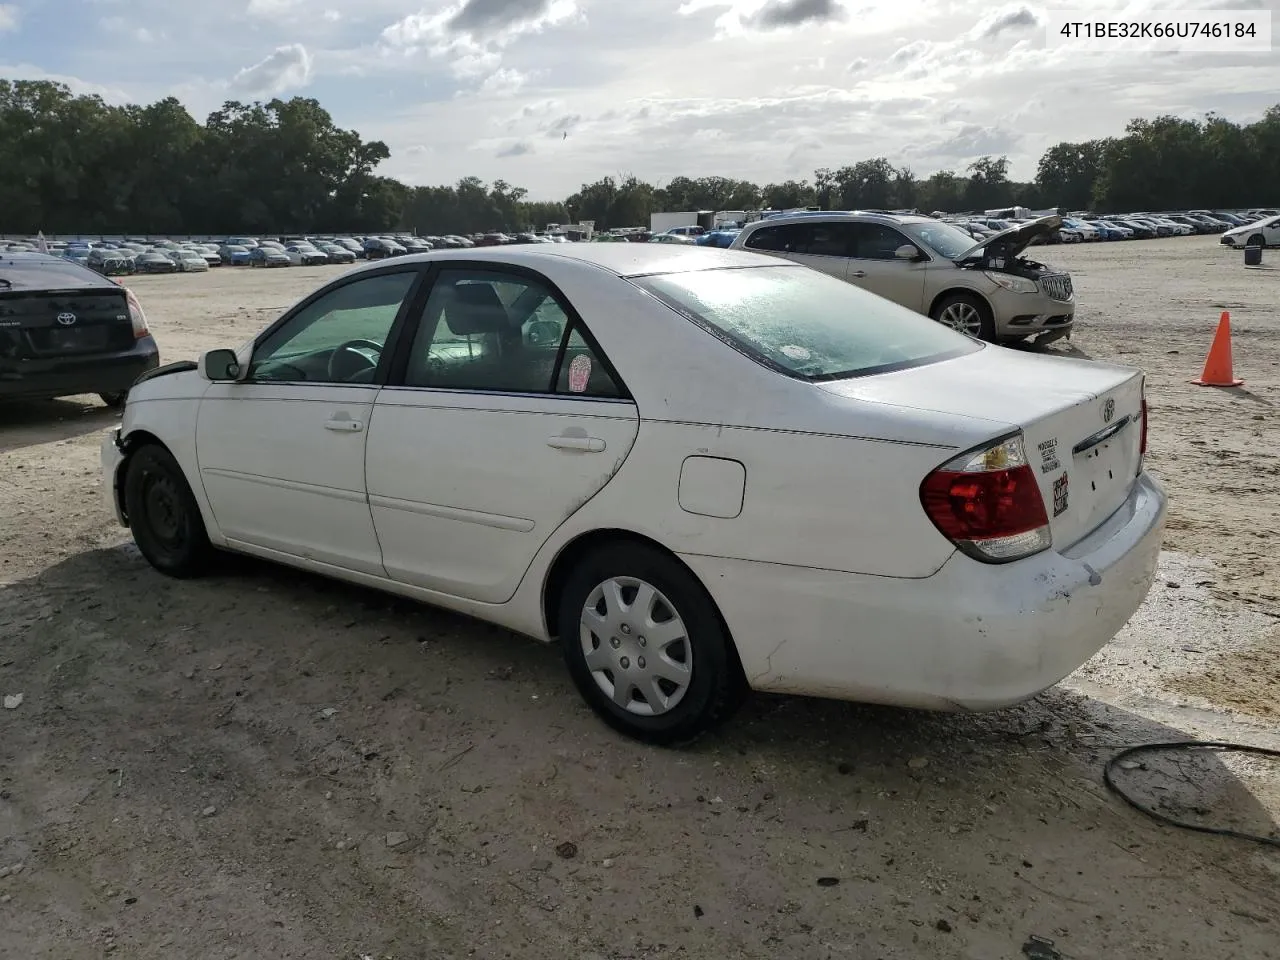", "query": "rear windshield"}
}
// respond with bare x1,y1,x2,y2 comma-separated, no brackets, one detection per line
0,255,113,290
631,265,978,381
